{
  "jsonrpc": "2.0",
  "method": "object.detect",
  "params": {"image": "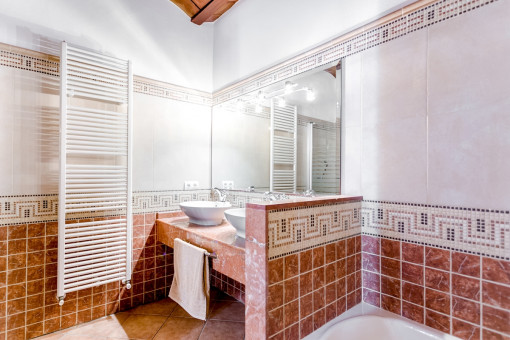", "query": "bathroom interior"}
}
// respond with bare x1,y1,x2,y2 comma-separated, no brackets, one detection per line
0,0,509,339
